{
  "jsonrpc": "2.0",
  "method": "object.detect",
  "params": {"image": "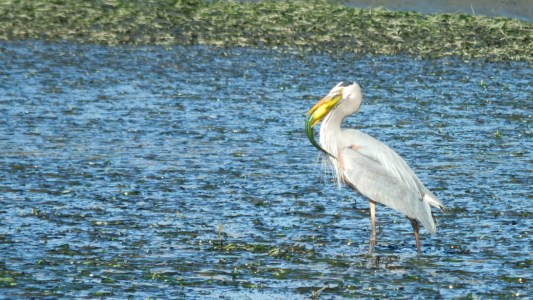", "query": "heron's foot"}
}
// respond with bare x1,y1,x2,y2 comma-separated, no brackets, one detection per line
365,254,380,269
